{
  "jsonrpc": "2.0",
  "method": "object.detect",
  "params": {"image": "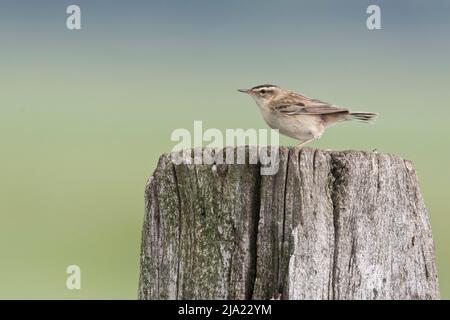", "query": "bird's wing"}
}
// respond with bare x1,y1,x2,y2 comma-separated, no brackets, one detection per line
274,100,349,115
